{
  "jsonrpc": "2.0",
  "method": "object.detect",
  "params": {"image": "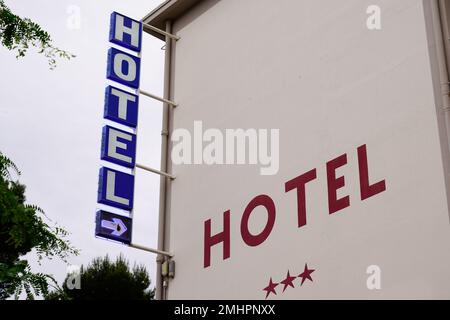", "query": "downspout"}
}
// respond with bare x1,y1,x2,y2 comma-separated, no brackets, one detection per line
430,0,450,220
439,0,450,72
430,0,450,147
434,0,450,110
156,20,173,300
